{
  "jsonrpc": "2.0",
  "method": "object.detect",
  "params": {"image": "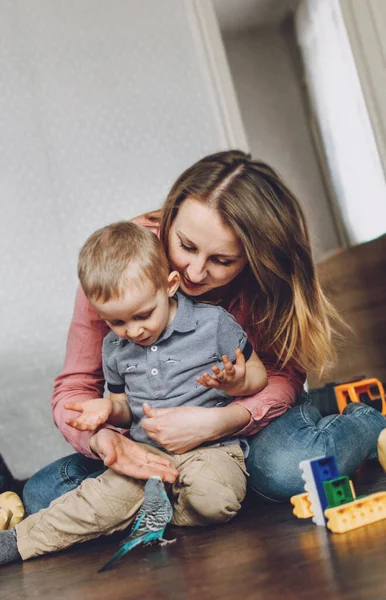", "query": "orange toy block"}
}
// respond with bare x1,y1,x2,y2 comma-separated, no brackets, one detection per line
290,492,313,519
334,378,386,415
325,491,386,533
